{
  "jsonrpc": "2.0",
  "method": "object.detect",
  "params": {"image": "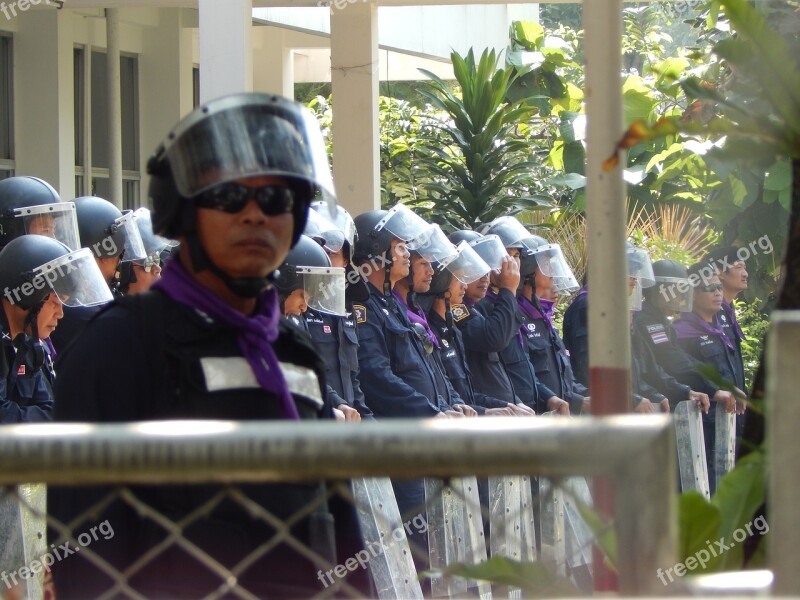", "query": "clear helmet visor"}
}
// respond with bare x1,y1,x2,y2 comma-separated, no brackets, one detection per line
311,202,356,249
439,241,491,284
15,203,81,252
488,216,534,249
375,204,429,242
301,266,346,316
629,278,643,312
627,247,656,288
654,276,694,313
33,248,114,307
407,224,457,263
114,211,148,262
132,207,177,257
469,235,508,271
163,95,336,208
303,208,345,253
